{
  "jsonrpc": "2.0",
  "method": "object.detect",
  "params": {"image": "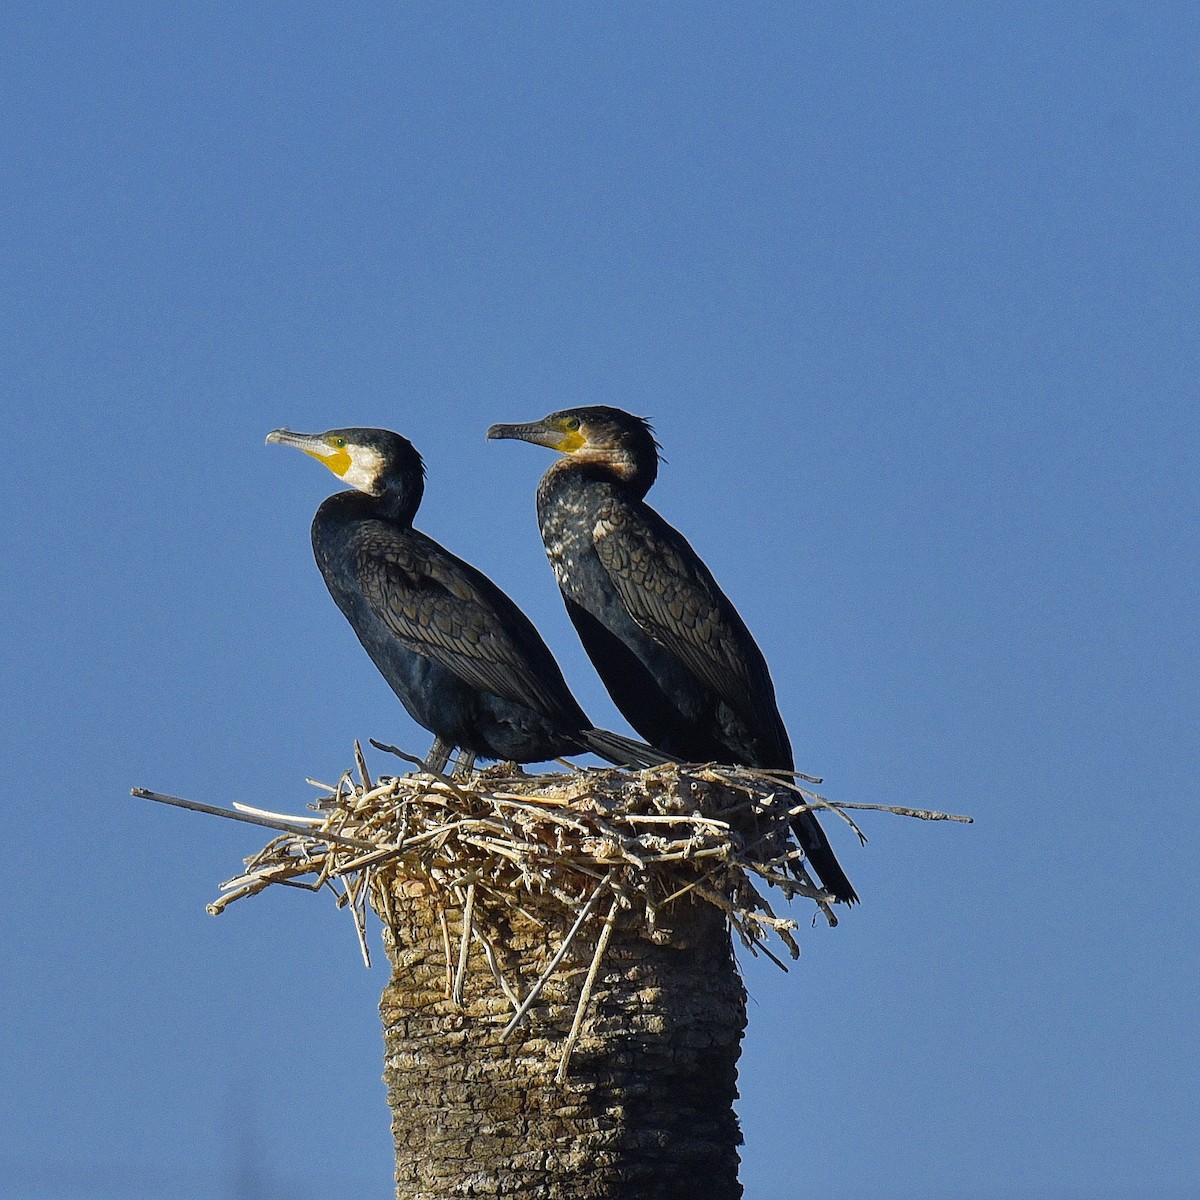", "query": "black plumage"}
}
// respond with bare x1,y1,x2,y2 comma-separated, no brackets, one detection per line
488,407,857,903
267,426,668,773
